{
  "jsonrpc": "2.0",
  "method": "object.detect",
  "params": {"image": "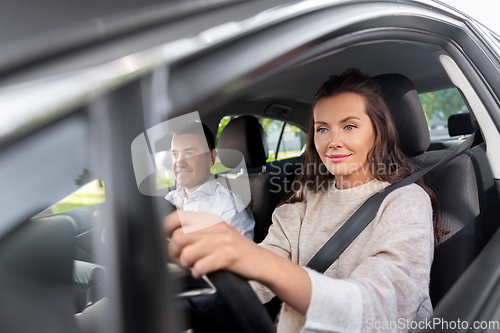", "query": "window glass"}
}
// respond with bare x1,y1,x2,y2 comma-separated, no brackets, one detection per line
154,151,174,189
216,116,233,146
419,88,469,141
36,178,105,217
212,156,232,173
215,116,305,165
258,118,285,161
214,116,233,173
276,123,306,160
